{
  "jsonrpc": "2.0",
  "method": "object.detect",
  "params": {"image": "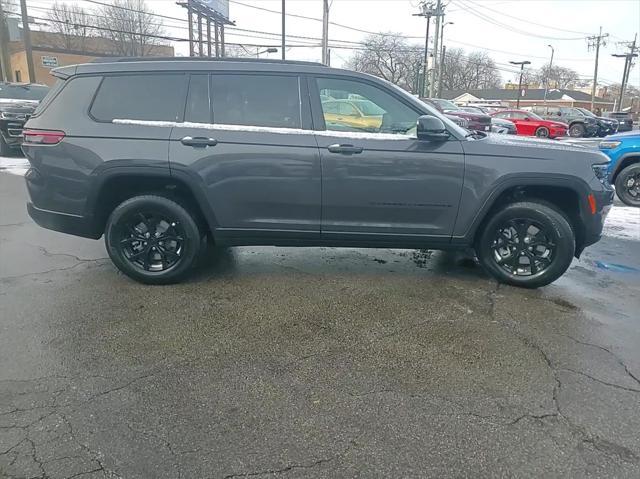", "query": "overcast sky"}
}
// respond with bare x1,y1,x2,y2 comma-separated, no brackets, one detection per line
26,0,640,88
